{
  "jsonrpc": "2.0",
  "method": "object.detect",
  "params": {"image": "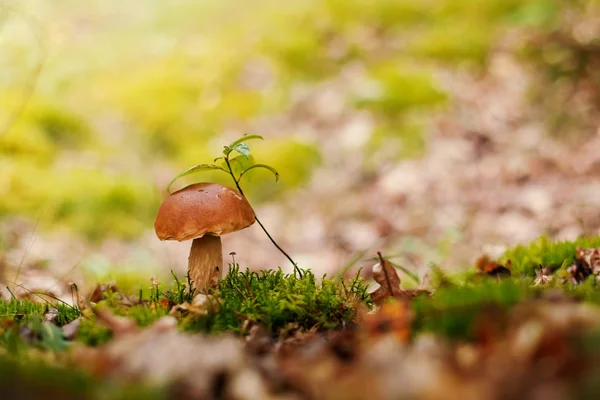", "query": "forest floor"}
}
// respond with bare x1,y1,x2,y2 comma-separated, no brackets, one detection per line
2,3,600,399
3,238,600,399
